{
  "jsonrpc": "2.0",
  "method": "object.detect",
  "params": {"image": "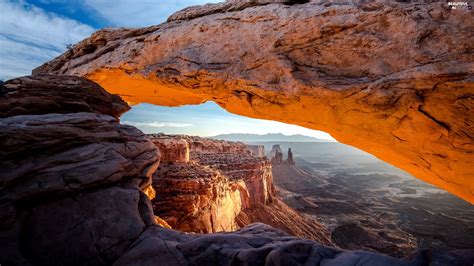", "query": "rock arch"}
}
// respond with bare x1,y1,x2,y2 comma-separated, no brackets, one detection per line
34,1,473,203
